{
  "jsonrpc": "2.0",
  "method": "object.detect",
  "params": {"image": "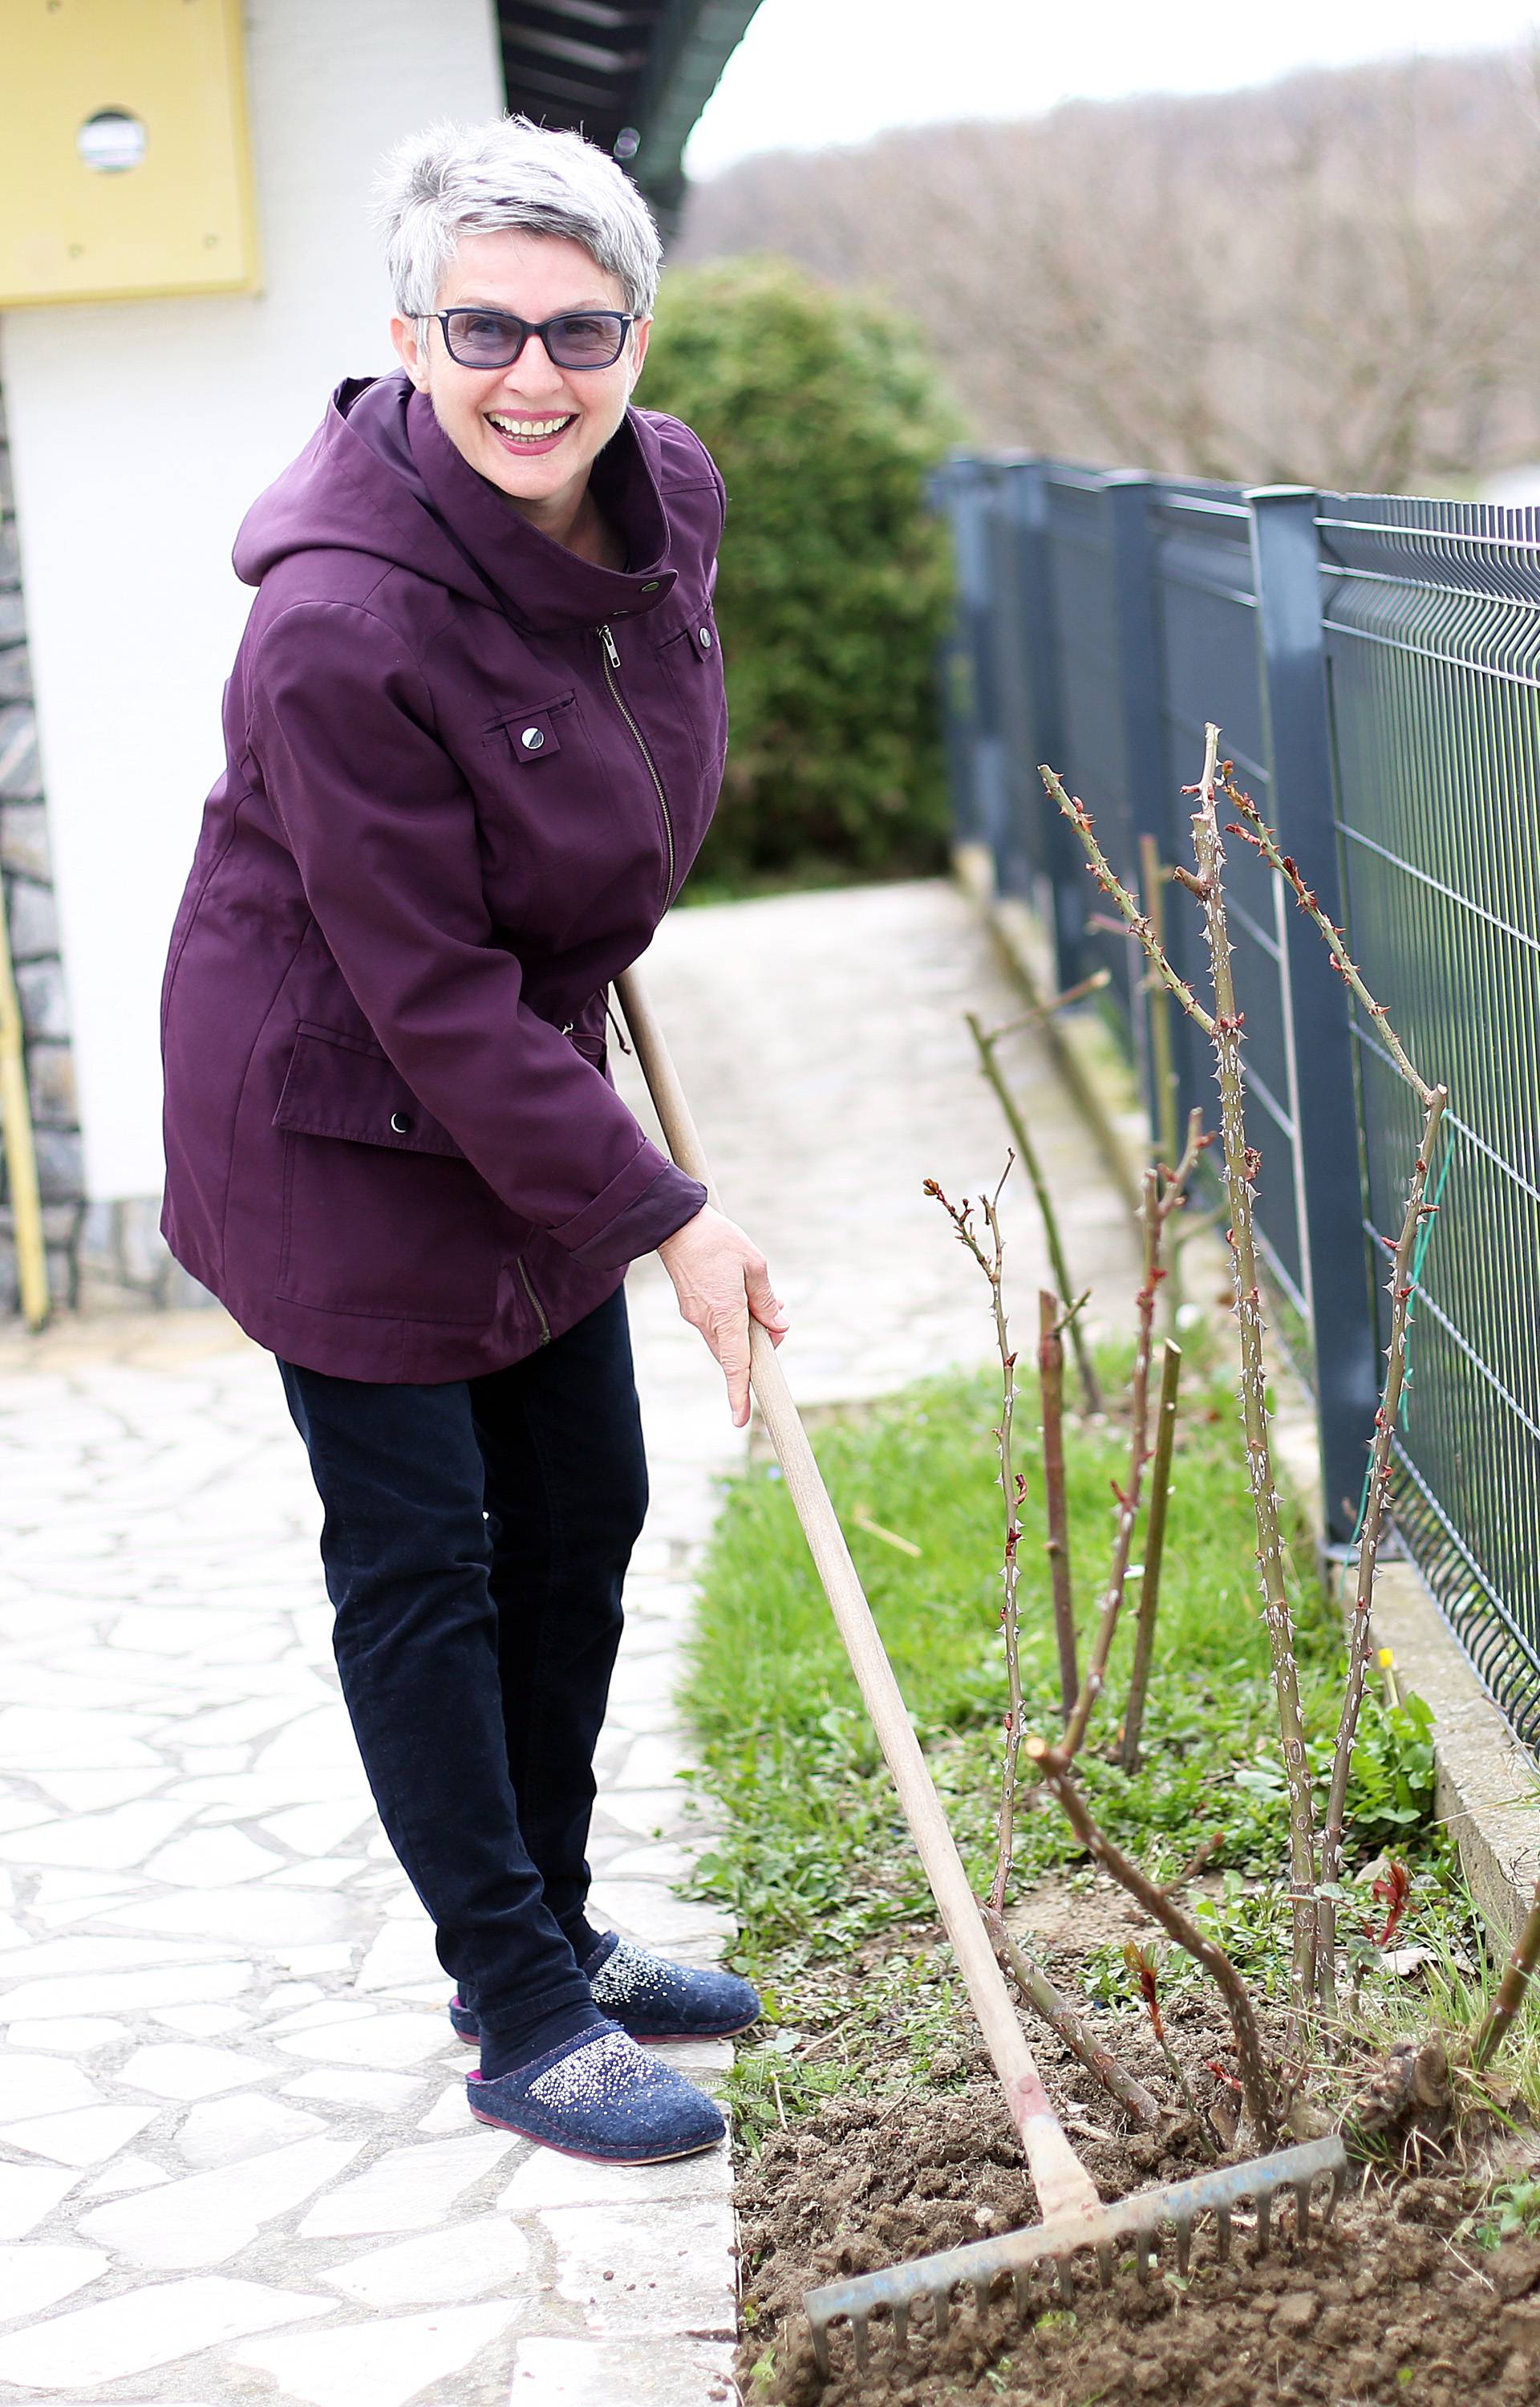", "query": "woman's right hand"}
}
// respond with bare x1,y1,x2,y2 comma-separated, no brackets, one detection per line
657,1205,788,1428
